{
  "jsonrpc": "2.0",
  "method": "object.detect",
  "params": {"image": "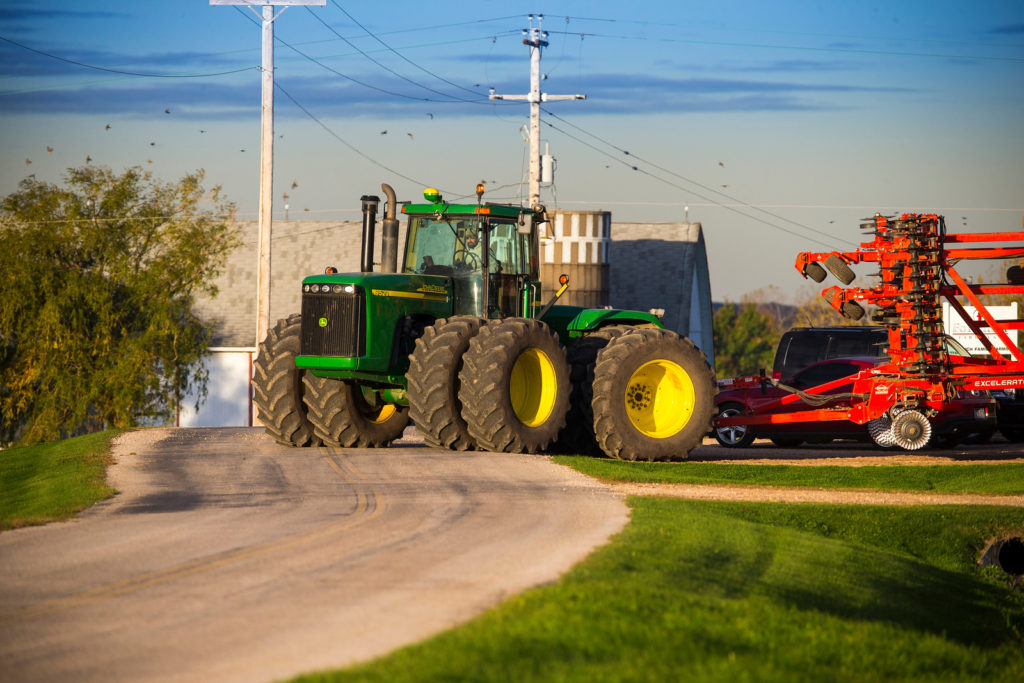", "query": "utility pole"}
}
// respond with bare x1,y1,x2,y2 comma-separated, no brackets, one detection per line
490,14,585,209
211,0,324,348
